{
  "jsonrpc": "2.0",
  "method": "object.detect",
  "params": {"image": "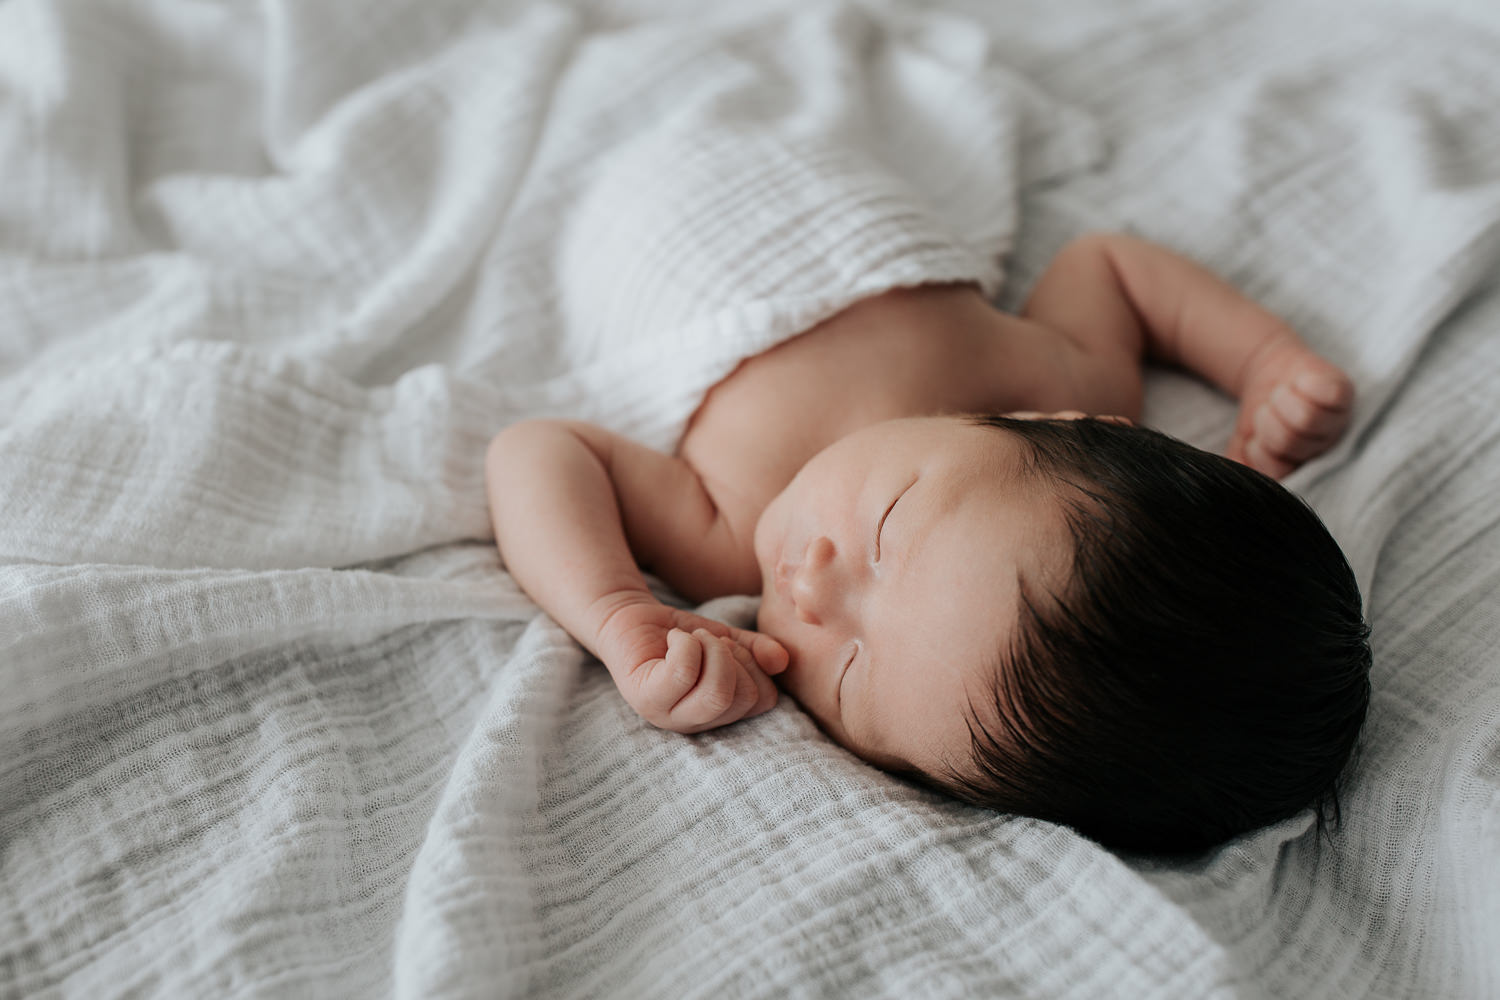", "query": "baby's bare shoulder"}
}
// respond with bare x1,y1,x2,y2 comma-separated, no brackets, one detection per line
678,282,1115,526
682,287,985,478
